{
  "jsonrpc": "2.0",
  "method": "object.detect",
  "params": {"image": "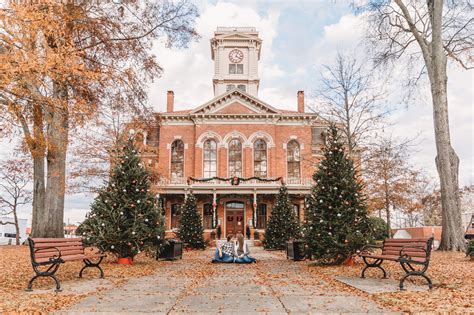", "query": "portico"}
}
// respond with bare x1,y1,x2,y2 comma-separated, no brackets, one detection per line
157,177,311,239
